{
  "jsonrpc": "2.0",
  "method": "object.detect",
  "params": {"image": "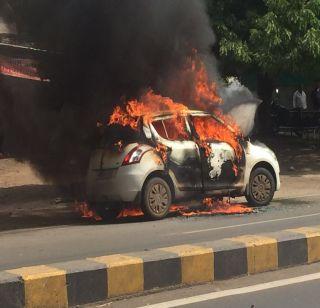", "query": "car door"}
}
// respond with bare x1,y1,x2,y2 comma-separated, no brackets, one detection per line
189,114,244,191
149,115,203,192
